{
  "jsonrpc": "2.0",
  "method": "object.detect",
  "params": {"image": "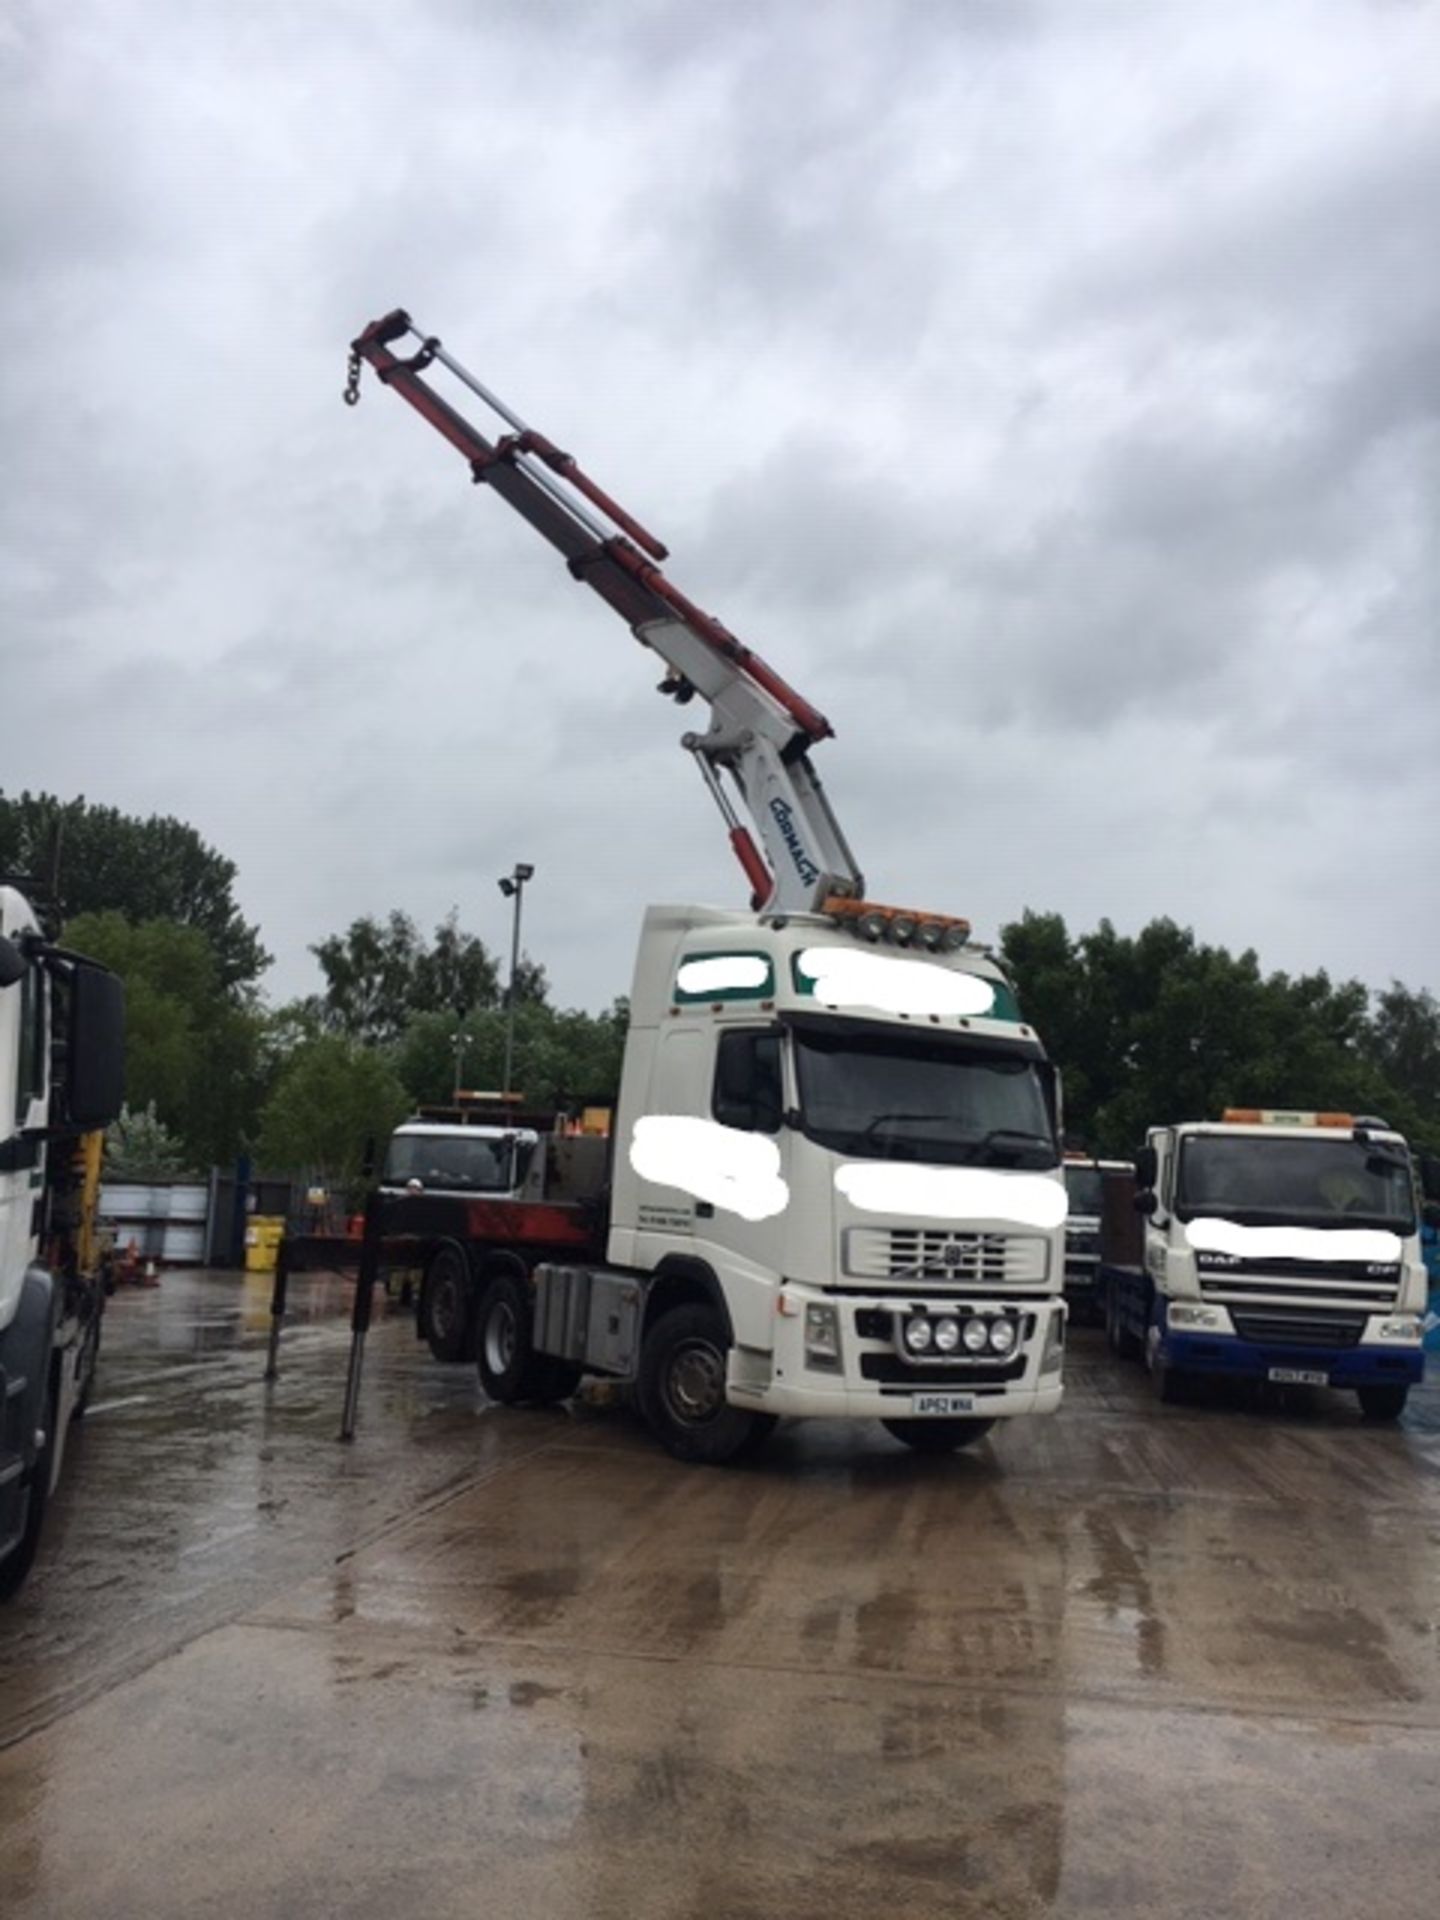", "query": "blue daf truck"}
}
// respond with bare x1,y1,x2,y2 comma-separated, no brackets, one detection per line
1099,1109,1428,1419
